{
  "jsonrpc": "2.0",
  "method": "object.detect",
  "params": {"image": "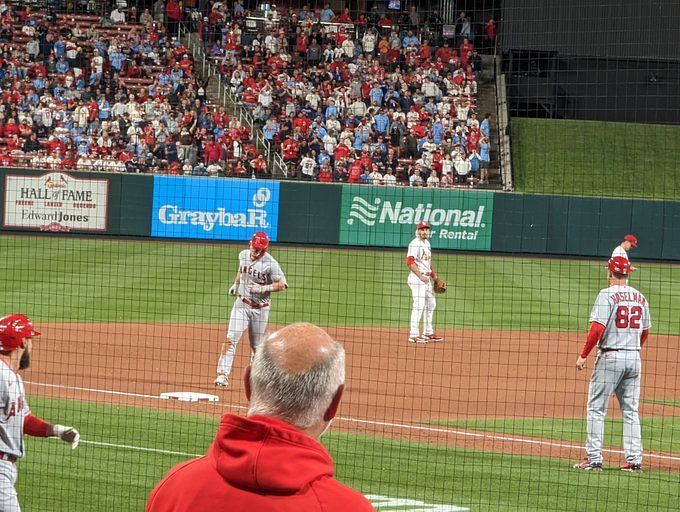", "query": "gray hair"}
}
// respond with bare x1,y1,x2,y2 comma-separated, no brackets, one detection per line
247,337,345,430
